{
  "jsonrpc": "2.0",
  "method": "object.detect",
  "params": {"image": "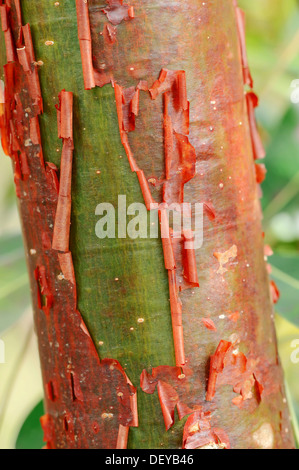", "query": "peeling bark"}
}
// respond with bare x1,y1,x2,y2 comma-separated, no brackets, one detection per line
0,0,295,449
